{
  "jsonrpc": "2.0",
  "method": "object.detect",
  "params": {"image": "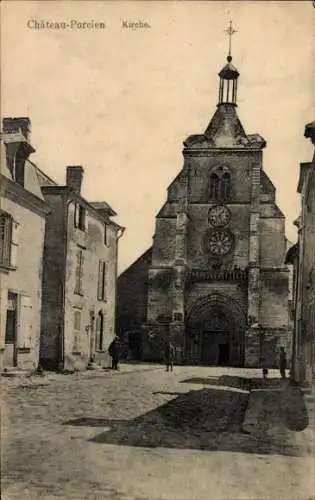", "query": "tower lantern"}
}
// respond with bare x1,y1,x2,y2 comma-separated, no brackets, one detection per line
218,20,239,106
